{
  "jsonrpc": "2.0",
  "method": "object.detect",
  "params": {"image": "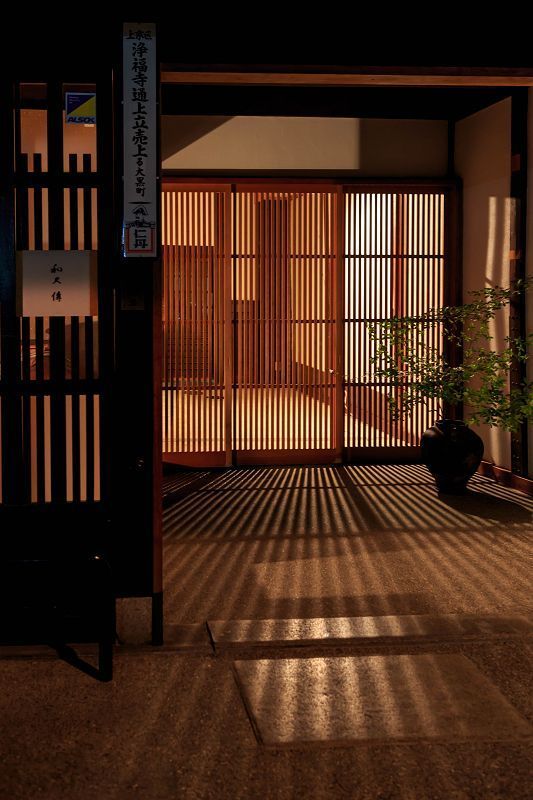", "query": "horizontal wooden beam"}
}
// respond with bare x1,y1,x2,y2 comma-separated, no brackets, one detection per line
162,176,460,191
161,70,533,88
